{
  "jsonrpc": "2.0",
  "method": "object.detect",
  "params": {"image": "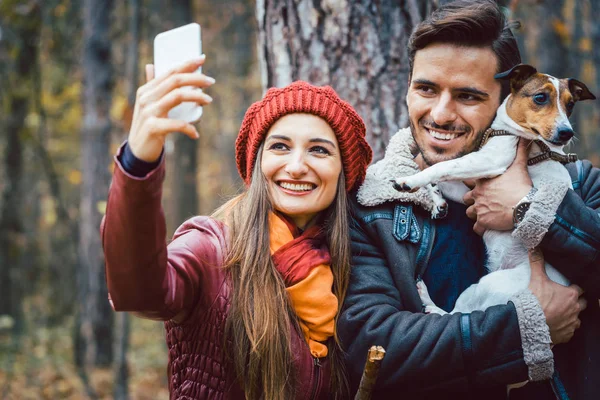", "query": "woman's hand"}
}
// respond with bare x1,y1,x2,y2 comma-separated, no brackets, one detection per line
128,56,215,162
